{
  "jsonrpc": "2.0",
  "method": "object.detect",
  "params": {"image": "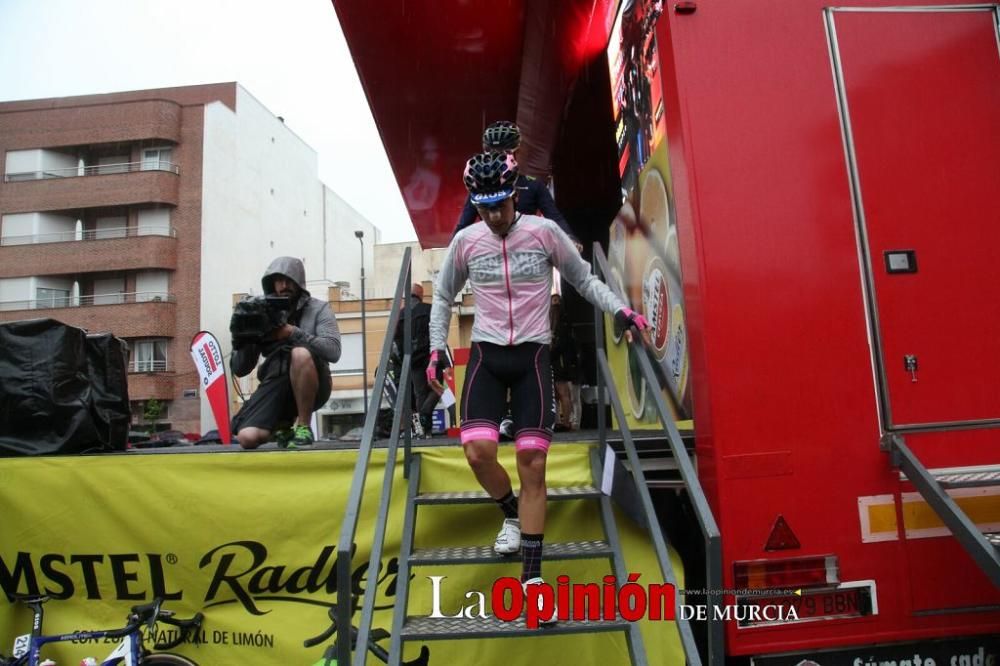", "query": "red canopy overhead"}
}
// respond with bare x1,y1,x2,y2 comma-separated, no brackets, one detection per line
332,0,619,248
